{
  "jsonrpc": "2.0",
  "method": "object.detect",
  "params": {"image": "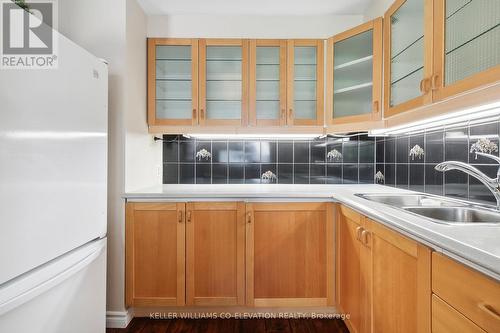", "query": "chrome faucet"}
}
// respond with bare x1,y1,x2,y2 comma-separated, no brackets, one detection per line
435,153,500,210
